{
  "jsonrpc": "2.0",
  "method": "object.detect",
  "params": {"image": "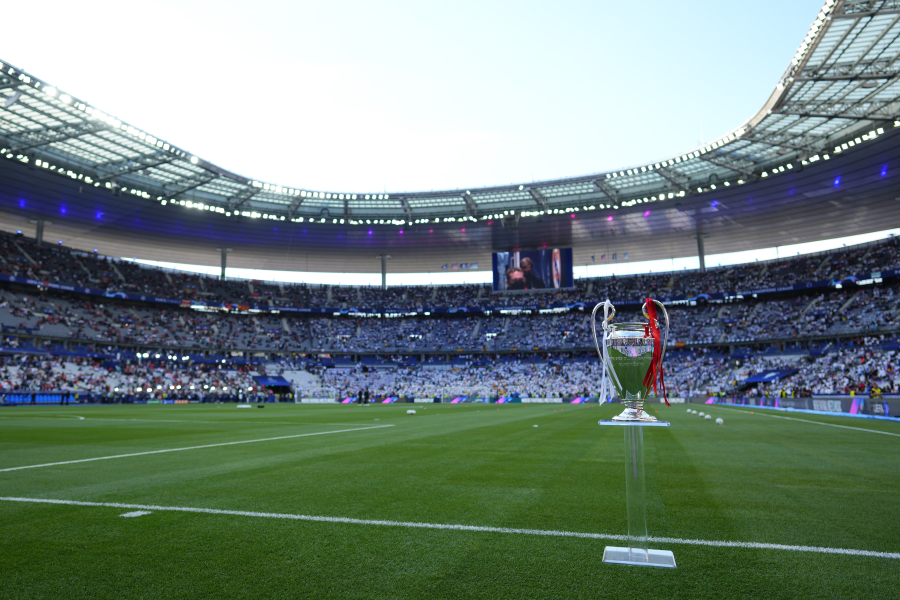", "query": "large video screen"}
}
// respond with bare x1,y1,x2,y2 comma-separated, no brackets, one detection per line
492,248,573,292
